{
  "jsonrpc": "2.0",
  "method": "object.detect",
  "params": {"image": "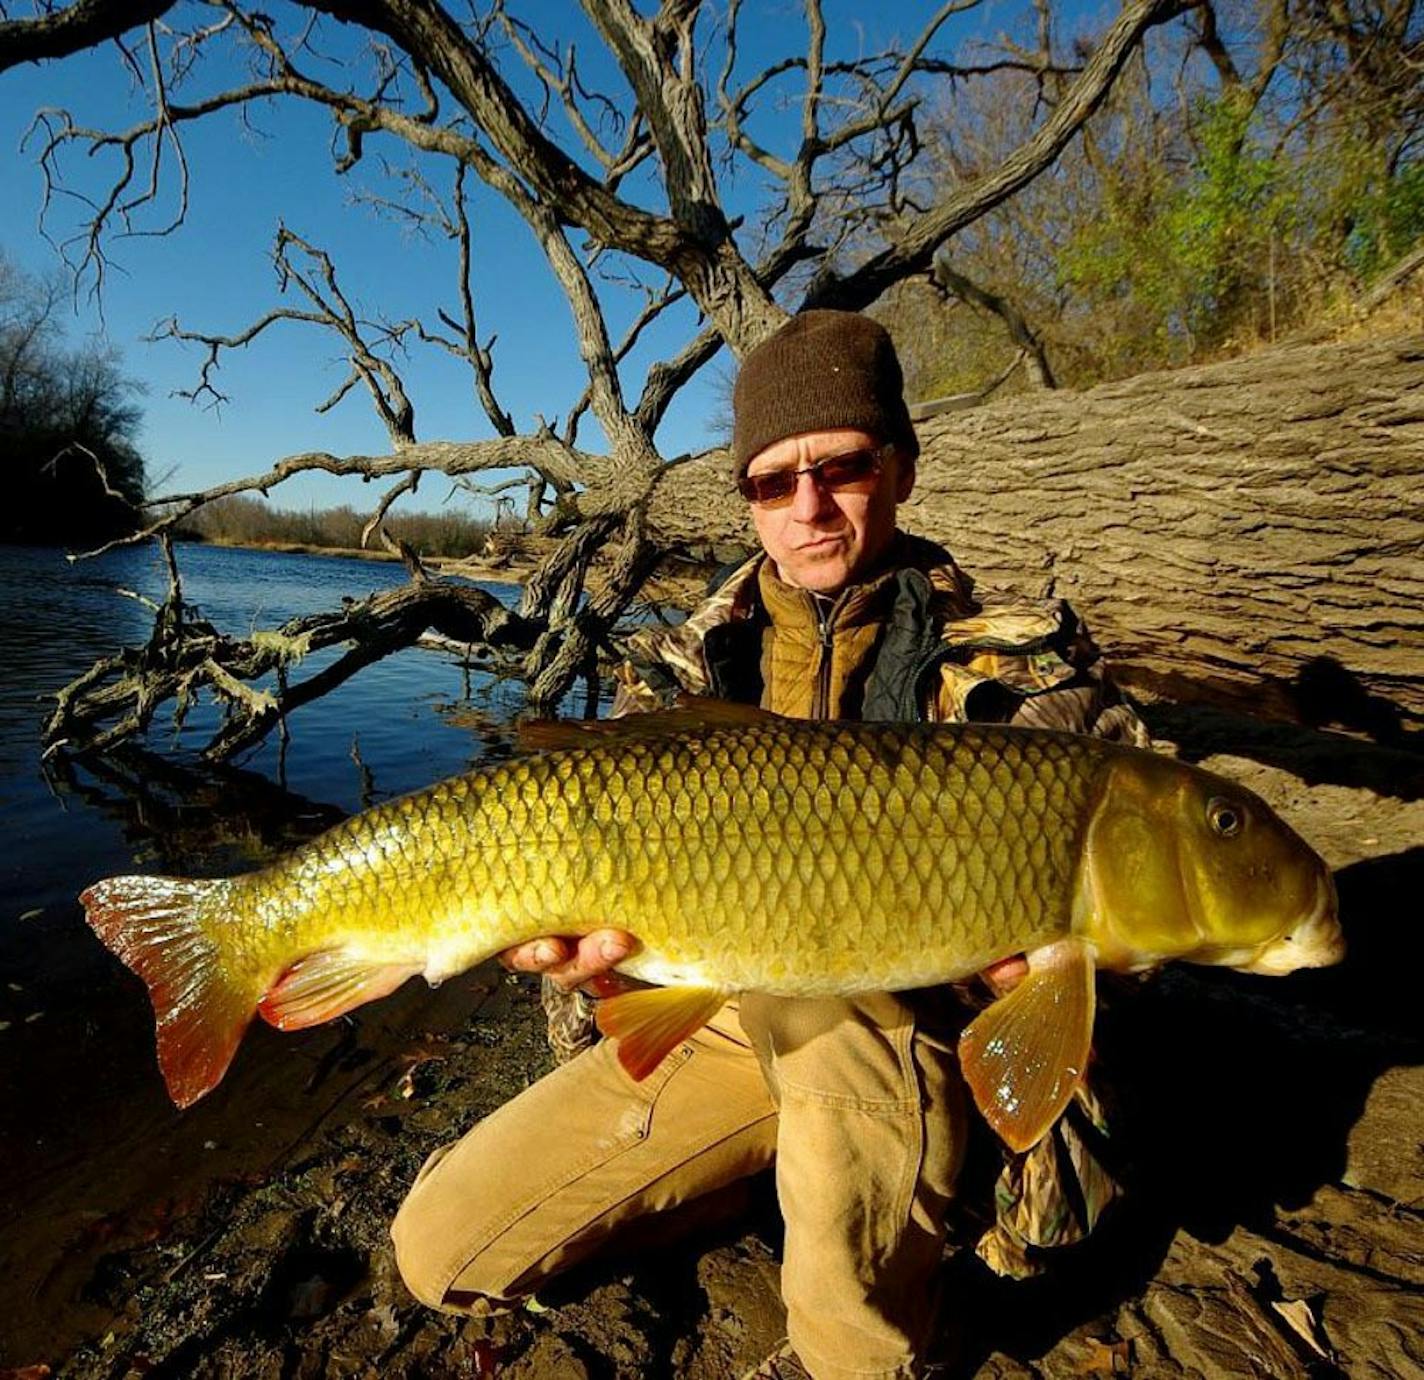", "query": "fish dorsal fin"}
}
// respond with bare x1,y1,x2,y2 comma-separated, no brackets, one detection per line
517,696,781,752
257,950,423,1031
595,985,728,1080
671,694,781,727
958,938,1095,1154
